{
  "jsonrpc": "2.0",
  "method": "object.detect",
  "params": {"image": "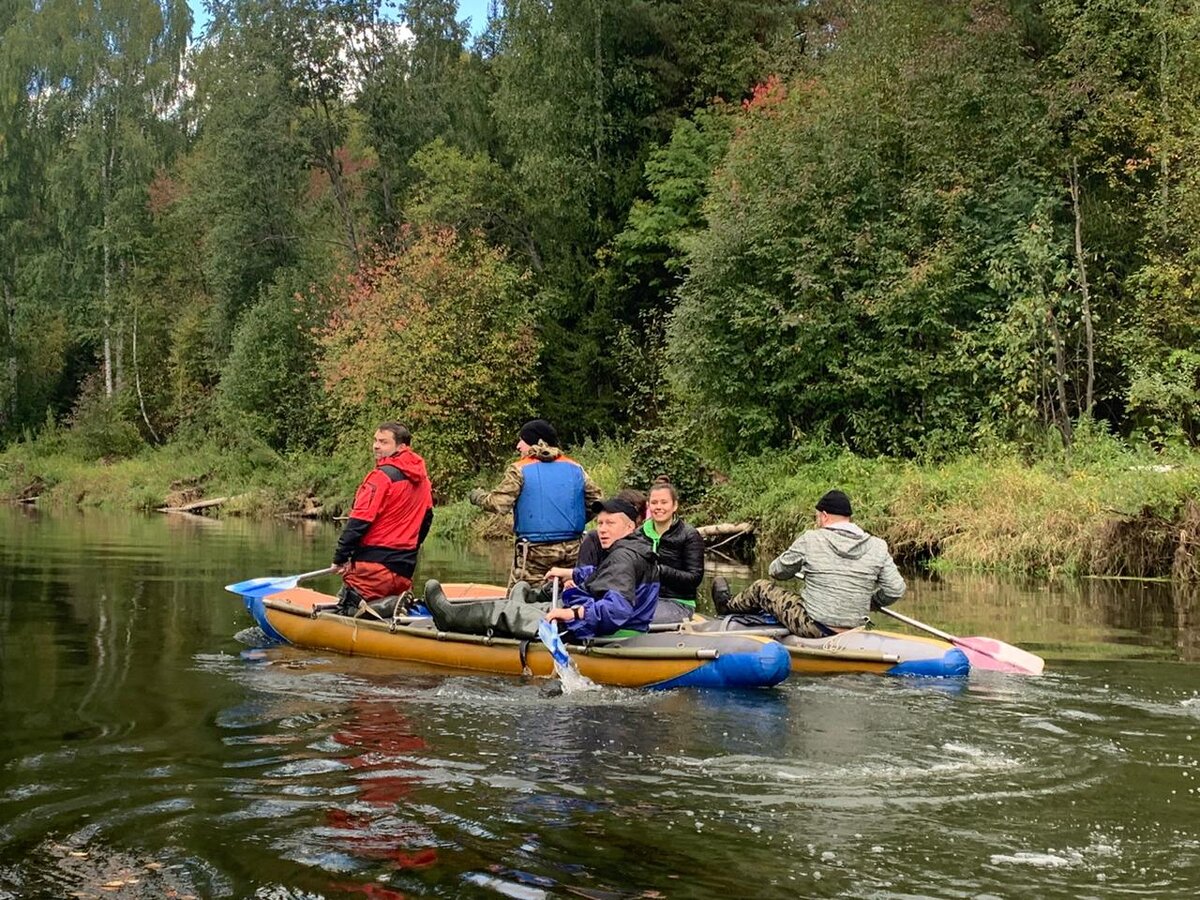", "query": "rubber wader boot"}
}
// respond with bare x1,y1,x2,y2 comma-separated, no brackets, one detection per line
336,584,367,617
424,579,468,631
711,576,733,616
367,595,406,619
508,580,553,605
424,579,545,639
